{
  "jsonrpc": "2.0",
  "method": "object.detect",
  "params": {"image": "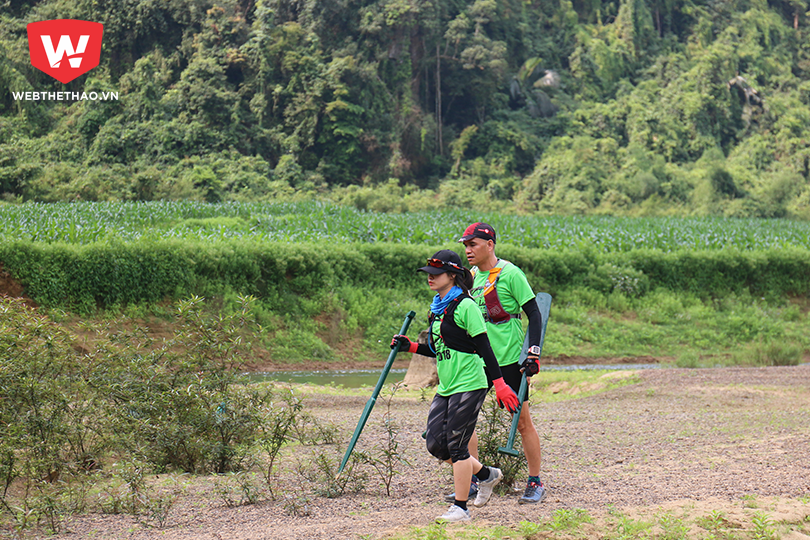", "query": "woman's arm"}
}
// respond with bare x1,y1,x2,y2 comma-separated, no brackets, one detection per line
470,332,502,382
390,335,436,358
471,332,519,413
